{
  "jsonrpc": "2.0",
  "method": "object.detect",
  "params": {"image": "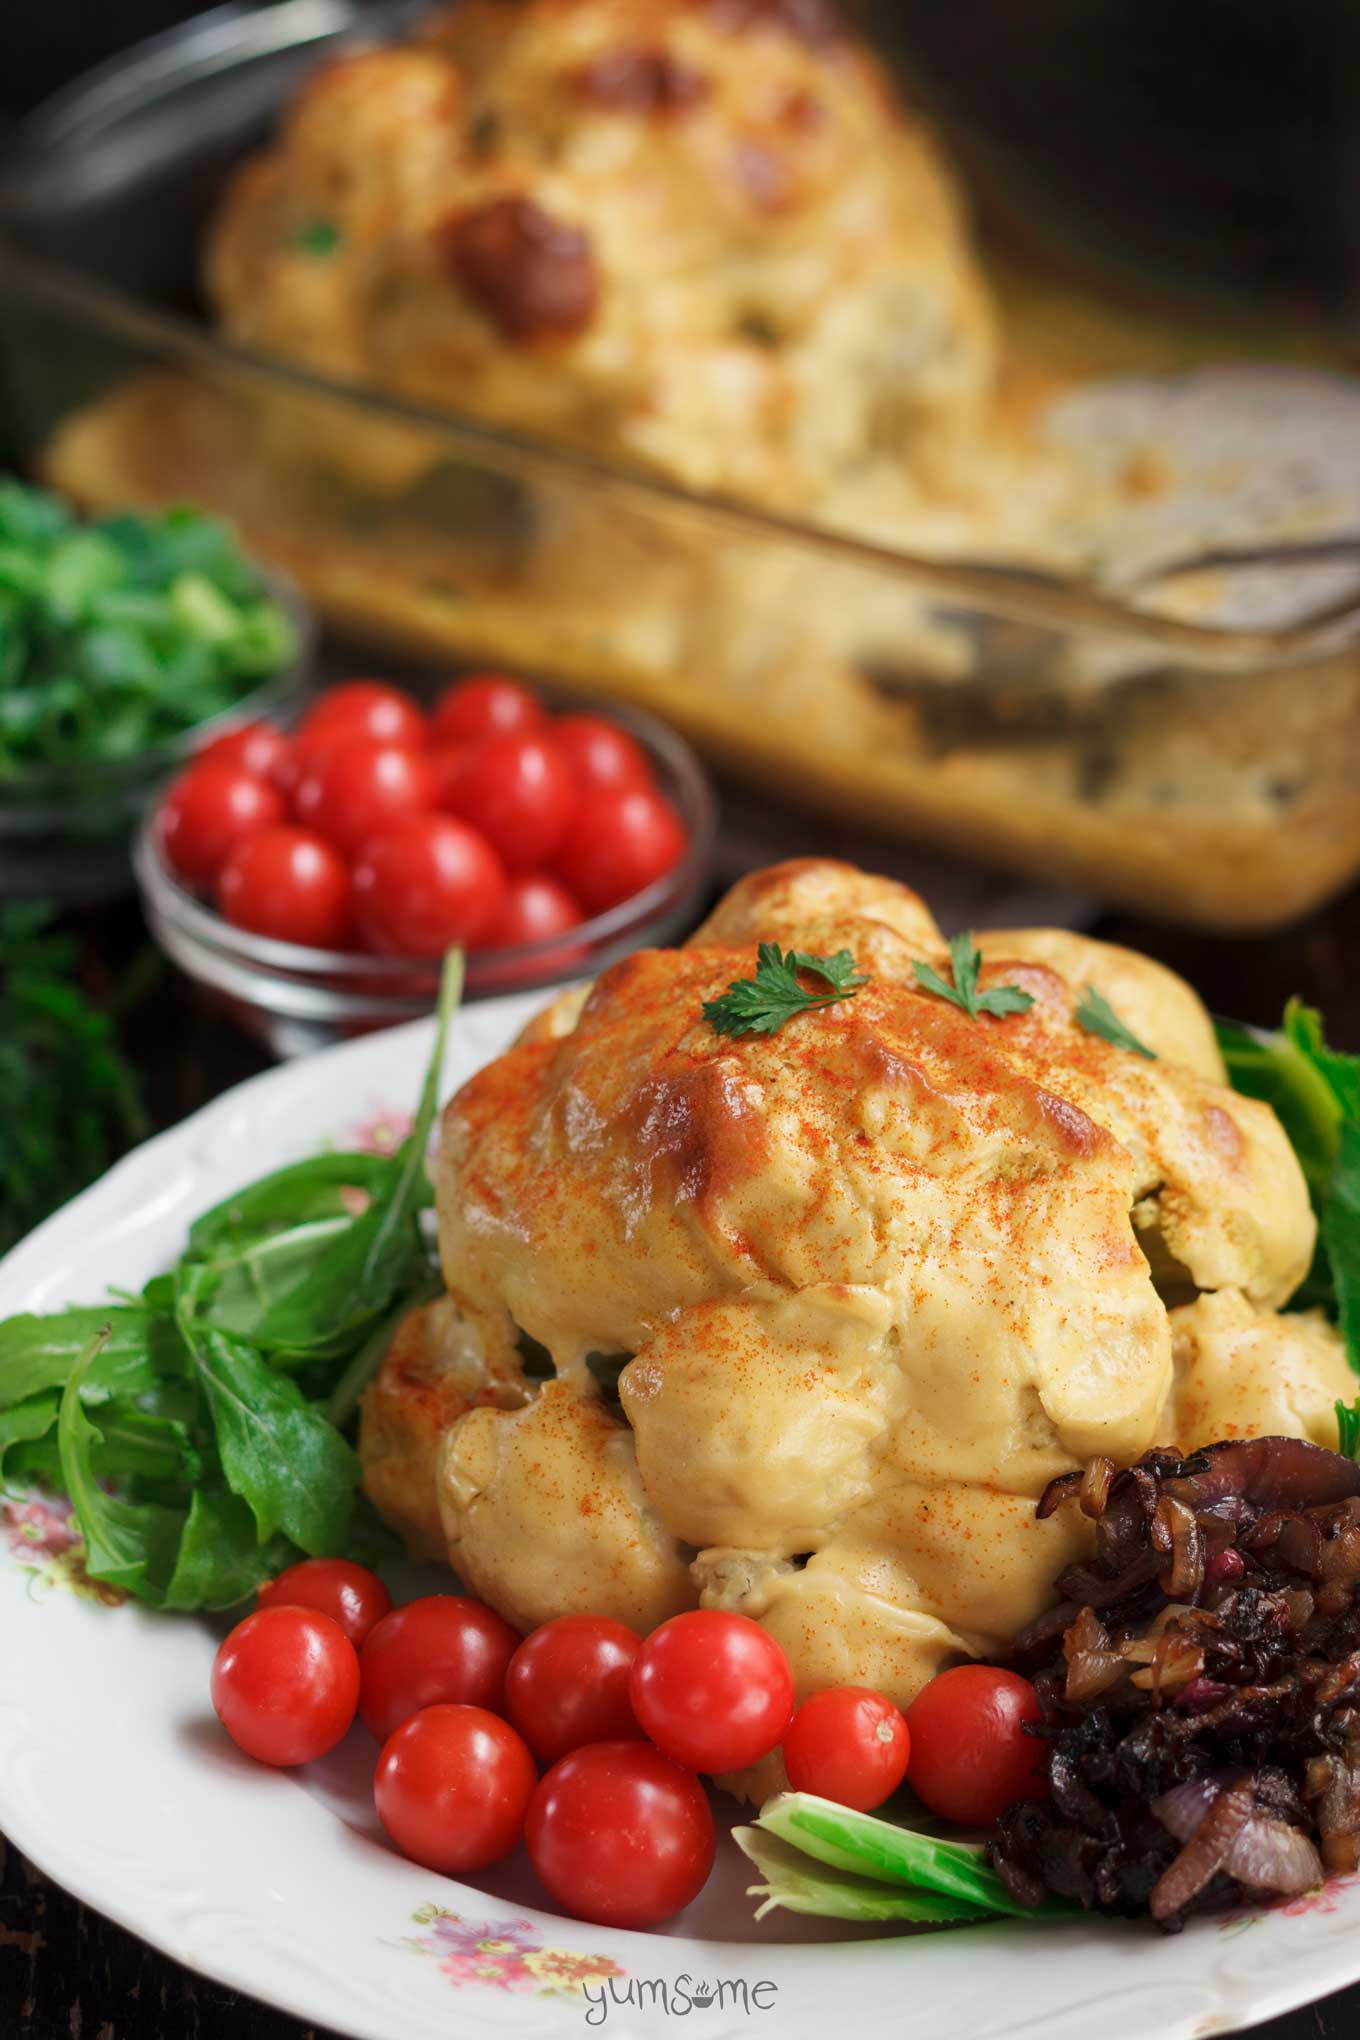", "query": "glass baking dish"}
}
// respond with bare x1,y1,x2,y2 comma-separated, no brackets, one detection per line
3,0,1360,933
